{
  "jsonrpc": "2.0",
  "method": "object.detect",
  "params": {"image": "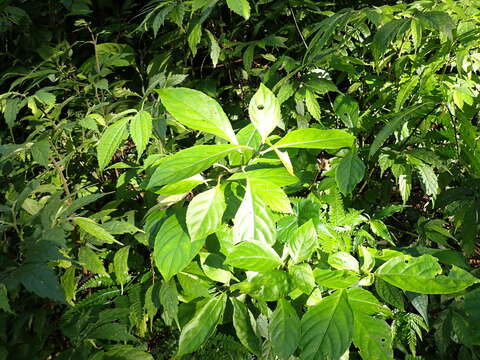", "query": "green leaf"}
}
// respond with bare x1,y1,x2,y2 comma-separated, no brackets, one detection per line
248,177,292,213
233,178,276,245
177,293,227,356
231,298,262,355
31,140,50,167
288,219,317,263
187,23,202,56
375,278,405,311
233,270,289,301
370,219,394,245
130,110,152,157
369,103,432,157
300,290,353,360
328,252,359,272
392,163,412,203
347,288,389,316
269,298,301,359
289,263,315,294
102,345,153,360
273,129,354,149
205,29,220,68
78,246,107,275
17,263,65,303
353,314,393,360
114,246,130,287
158,87,237,144
89,323,135,341
159,279,179,327
372,18,411,60
153,213,204,281
0,284,13,314
226,0,251,20
97,117,129,171
148,145,246,188
313,268,359,289
226,241,282,272
376,254,479,294
228,167,299,187
187,186,226,240
333,94,359,128
4,98,21,128
416,11,455,41
305,89,322,121
335,150,365,195
74,217,119,245
248,83,281,143
414,163,438,198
